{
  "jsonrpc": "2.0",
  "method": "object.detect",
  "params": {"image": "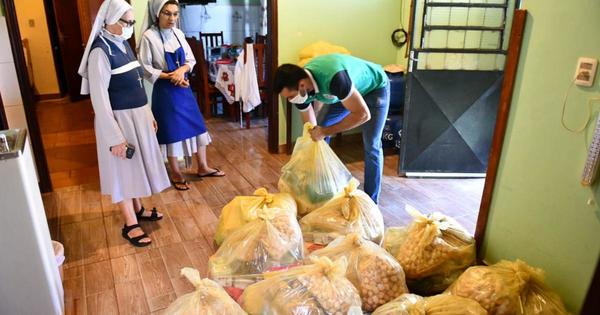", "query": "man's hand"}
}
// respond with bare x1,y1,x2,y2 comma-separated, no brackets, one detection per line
309,125,327,142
